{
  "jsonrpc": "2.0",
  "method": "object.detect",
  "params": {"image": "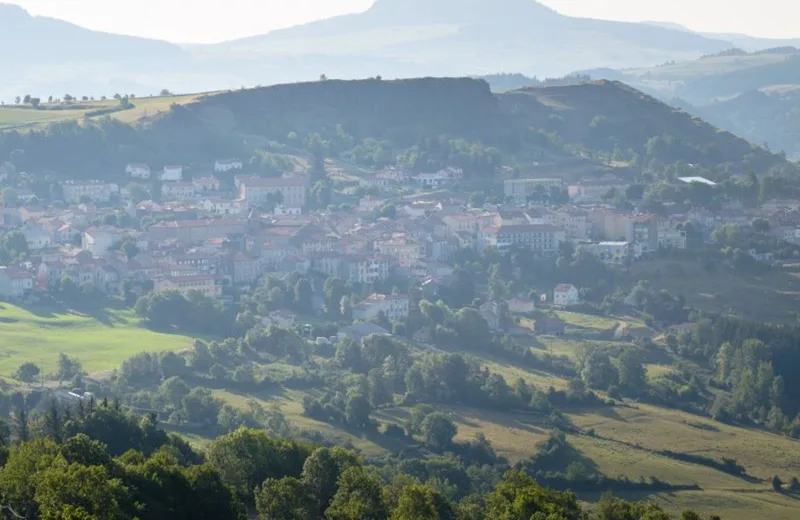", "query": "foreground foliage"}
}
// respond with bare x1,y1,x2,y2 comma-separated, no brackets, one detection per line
0,399,723,520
